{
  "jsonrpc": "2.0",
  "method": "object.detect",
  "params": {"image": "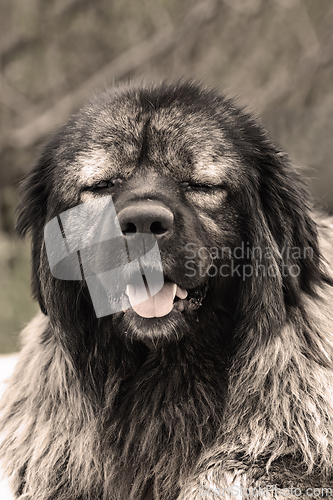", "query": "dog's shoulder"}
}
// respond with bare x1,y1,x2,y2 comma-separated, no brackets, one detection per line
20,311,49,347
317,214,333,271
